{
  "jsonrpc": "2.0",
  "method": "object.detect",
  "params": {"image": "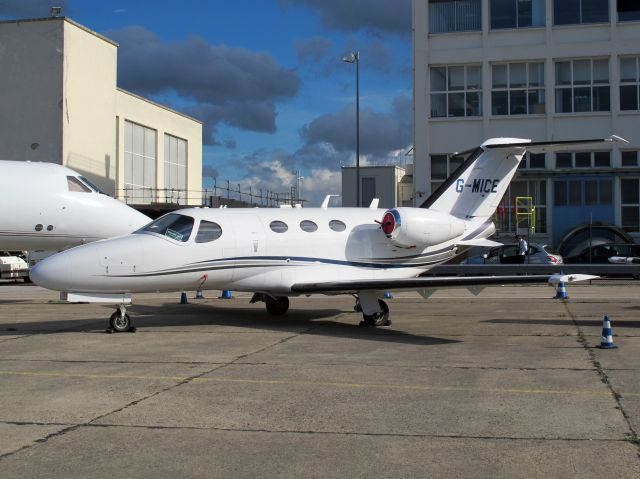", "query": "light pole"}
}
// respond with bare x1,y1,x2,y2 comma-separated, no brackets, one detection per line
342,51,360,207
